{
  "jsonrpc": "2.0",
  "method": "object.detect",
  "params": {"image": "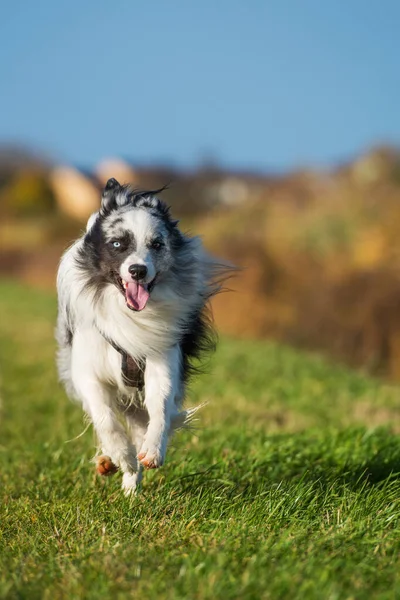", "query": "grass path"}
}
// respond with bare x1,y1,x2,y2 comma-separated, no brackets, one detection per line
1,280,400,599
